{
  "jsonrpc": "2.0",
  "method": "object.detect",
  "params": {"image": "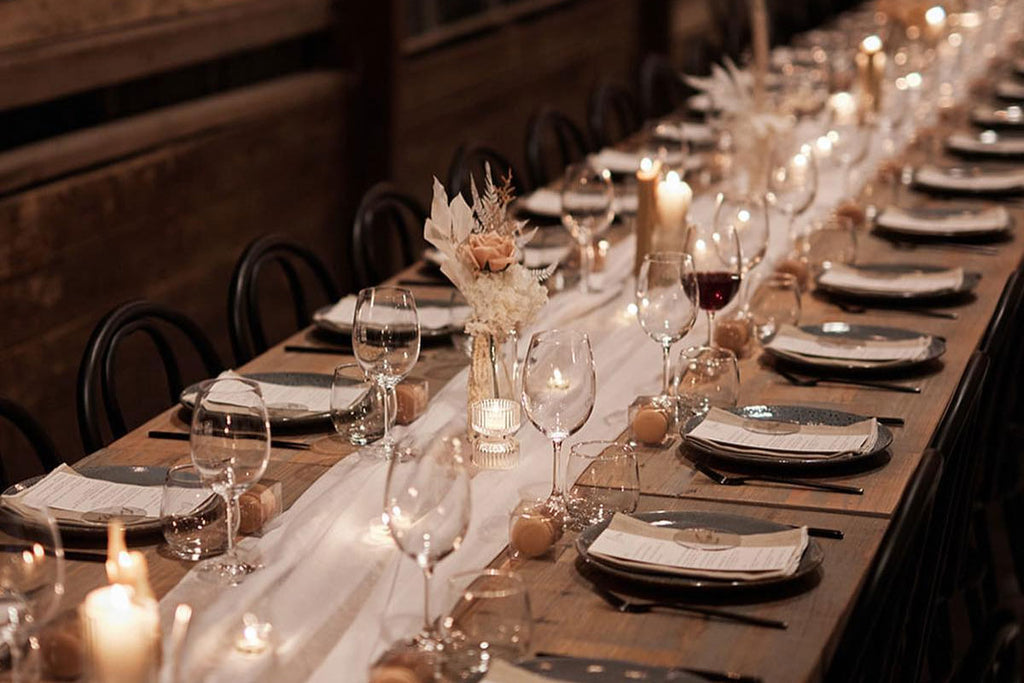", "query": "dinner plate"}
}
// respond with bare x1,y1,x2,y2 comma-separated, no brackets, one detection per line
873,205,1013,240
681,404,893,471
576,511,824,593
815,263,981,302
1,466,169,538
312,303,463,342
518,655,707,682
913,165,1024,196
763,323,946,374
971,106,1024,129
946,131,1024,159
180,371,356,429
